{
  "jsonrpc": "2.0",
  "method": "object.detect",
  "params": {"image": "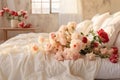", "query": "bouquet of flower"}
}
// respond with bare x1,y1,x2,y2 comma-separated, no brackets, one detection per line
80,29,119,63
33,22,119,63
0,7,27,22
